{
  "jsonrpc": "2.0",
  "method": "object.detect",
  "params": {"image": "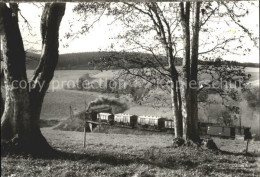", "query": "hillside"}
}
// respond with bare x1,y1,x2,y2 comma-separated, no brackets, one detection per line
24,52,41,69
25,51,180,70
26,51,259,70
